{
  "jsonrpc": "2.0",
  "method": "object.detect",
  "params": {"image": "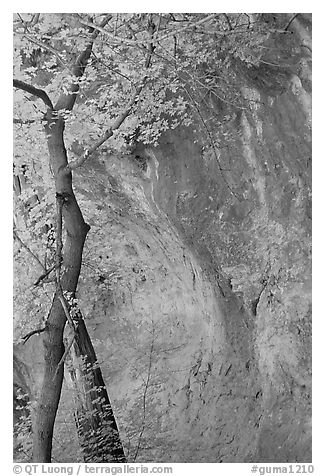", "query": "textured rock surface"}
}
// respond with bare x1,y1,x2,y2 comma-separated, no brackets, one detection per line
14,14,312,463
